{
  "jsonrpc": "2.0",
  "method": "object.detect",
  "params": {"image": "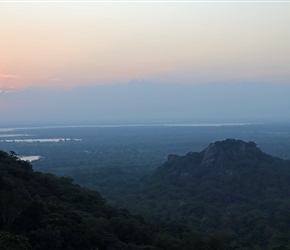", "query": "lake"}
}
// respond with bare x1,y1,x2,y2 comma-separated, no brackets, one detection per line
20,155,41,162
